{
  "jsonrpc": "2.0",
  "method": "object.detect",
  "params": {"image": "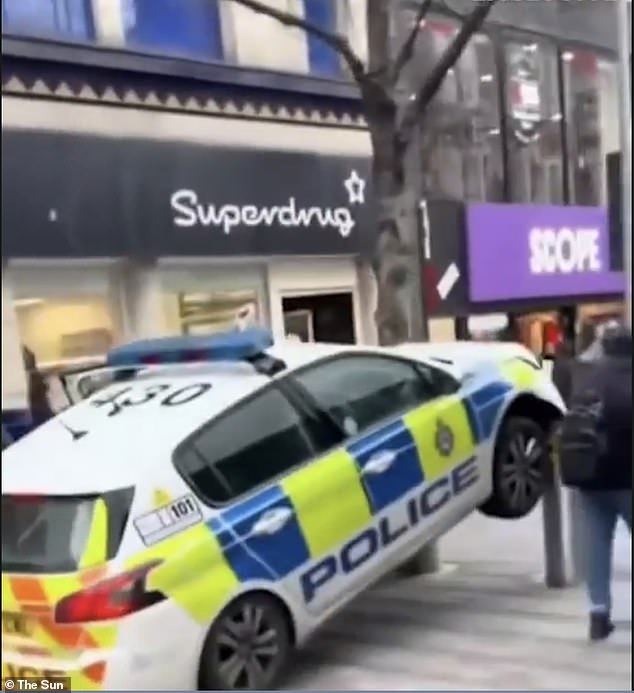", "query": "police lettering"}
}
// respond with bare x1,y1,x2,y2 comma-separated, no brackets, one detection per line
300,457,479,603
